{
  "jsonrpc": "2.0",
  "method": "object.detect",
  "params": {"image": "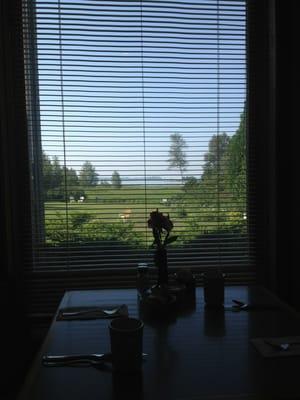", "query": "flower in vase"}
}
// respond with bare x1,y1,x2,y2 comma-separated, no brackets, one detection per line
147,209,178,287
147,209,177,248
